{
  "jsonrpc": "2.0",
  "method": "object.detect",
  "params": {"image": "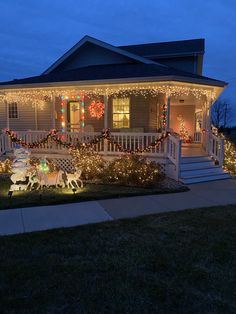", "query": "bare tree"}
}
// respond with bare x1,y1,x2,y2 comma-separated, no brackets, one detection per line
211,99,232,129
